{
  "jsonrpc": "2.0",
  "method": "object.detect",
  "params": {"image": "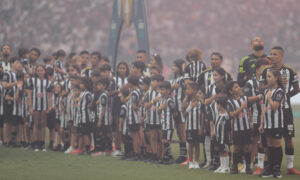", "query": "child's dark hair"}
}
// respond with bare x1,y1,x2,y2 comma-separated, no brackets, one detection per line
31,48,41,57
132,61,145,73
128,75,140,86
150,65,161,74
159,81,171,90
46,66,54,77
80,50,89,56
255,58,269,70
73,84,80,90
225,81,237,97
173,59,185,77
216,84,226,94
142,77,151,86
10,56,21,64
213,67,226,84
151,74,164,82
100,64,111,72
215,96,228,109
80,76,93,92
43,55,52,64
91,51,102,60
96,78,110,88
117,62,129,77
211,52,223,60
101,56,110,63
187,82,199,91
69,75,80,80
151,54,163,70
55,49,66,59
18,48,29,58
91,69,101,77
269,68,284,89
121,88,130,97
